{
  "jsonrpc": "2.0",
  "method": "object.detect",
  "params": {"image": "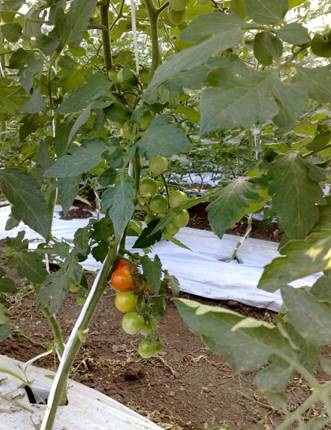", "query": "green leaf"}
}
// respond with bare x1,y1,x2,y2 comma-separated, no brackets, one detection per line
230,0,247,18
207,178,268,238
288,0,305,9
320,357,331,375
175,298,295,372
58,72,110,114
38,255,82,314
0,277,17,294
253,32,283,66
0,169,51,239
272,81,307,130
297,417,328,430
269,152,323,239
141,255,162,295
255,357,292,393
101,176,135,242
149,13,244,88
201,72,278,132
44,140,107,178
55,0,97,48
20,89,45,114
68,105,91,144
311,272,331,302
16,251,48,284
245,0,288,24
282,287,331,347
311,31,331,58
297,66,331,103
306,129,331,153
1,22,22,42
58,176,81,214
133,219,162,249
258,230,331,292
137,115,191,157
275,23,310,45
